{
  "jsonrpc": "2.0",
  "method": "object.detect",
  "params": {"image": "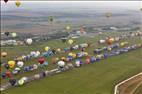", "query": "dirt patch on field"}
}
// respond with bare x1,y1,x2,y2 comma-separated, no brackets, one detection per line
118,73,142,94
